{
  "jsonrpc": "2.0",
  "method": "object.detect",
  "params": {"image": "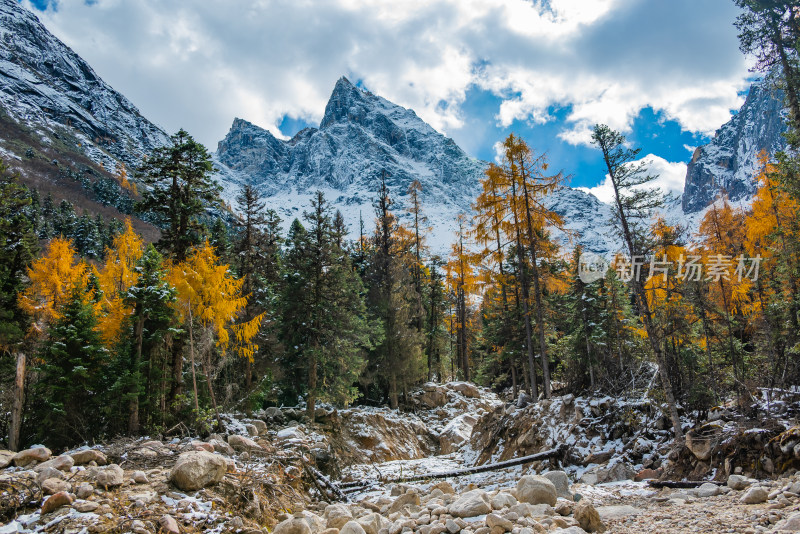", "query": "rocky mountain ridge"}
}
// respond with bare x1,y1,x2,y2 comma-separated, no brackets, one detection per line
213,77,618,254
0,0,169,169
682,75,787,214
